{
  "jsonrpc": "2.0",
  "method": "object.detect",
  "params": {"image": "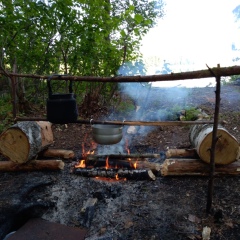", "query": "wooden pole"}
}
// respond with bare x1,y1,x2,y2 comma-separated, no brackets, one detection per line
2,65,240,81
206,64,221,213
